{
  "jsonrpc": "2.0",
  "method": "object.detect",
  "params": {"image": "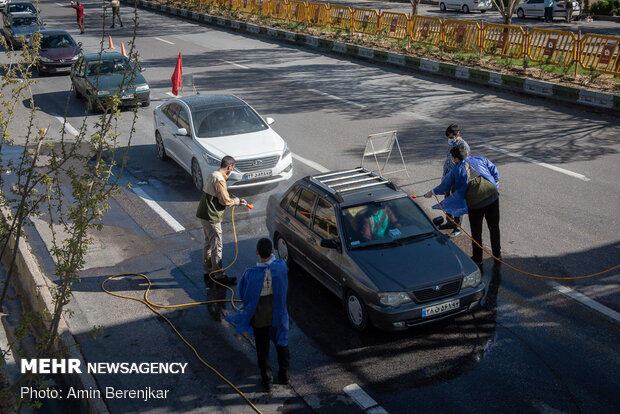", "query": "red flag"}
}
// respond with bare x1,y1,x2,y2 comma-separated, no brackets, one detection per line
171,52,182,96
